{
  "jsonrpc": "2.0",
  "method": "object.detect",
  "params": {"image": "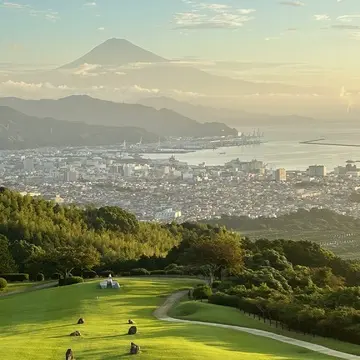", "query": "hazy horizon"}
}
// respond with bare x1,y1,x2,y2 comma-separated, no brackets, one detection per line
0,0,360,118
